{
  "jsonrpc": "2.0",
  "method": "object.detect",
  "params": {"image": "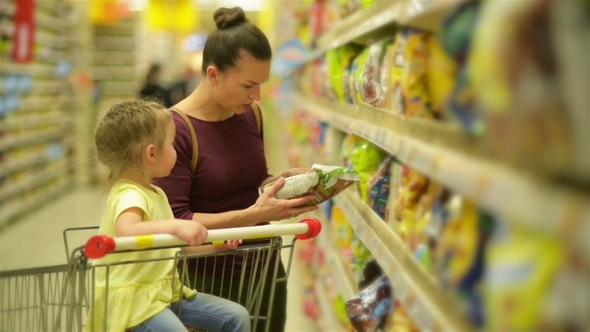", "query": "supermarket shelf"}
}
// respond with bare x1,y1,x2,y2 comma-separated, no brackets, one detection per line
295,94,590,261
19,95,63,112
0,62,59,78
314,0,464,57
314,279,349,332
0,178,72,229
1,113,64,131
0,141,72,180
0,154,53,181
334,188,473,332
0,128,65,153
0,163,69,205
317,226,357,301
